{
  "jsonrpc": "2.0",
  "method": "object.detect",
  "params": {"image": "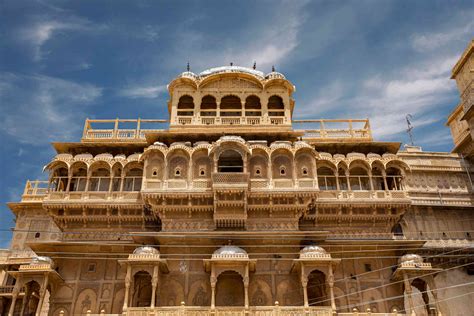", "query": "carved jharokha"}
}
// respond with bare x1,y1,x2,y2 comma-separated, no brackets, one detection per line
1,42,474,316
